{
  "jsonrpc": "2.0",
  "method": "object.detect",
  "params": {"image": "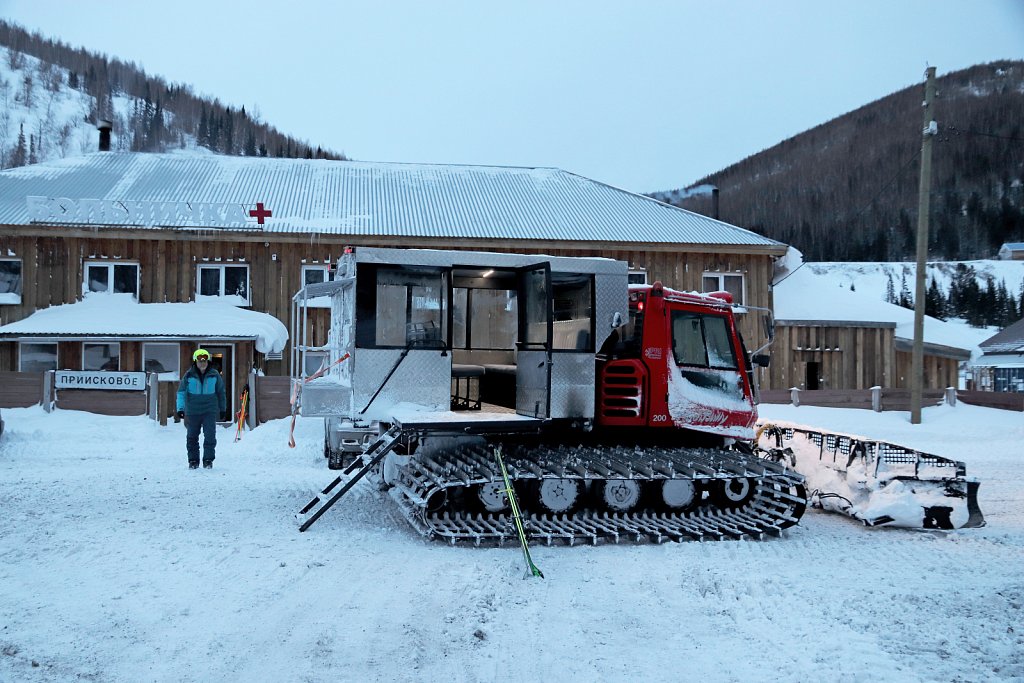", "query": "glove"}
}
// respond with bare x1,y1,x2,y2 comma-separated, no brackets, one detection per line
177,410,185,421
